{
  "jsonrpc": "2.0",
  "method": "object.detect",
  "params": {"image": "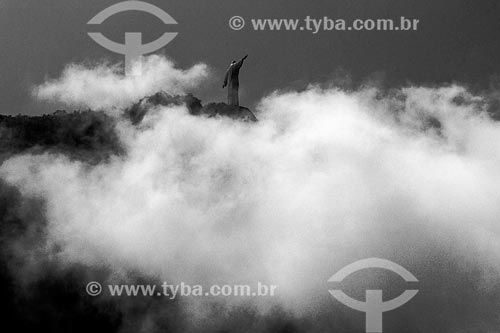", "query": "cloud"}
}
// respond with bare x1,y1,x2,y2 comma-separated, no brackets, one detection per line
4,75,500,330
33,55,209,110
